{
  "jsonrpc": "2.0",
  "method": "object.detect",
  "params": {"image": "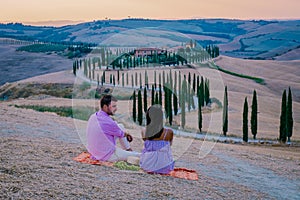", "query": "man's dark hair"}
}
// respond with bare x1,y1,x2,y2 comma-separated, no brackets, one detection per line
100,94,117,108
